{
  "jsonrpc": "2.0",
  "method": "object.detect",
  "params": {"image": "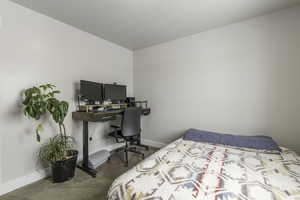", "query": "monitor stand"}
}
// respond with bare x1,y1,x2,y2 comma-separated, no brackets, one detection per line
86,100,96,105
